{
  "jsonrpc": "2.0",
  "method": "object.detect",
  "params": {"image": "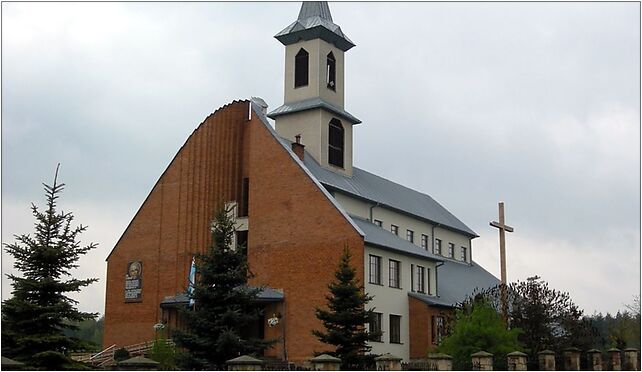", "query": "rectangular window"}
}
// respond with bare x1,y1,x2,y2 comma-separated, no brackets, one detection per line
410,264,414,291
374,219,382,227
416,266,425,293
406,229,414,243
240,178,249,217
434,239,442,255
421,234,429,250
391,224,399,236
328,119,344,168
236,231,248,250
432,315,445,344
389,260,401,288
427,268,431,295
448,243,455,258
369,312,382,342
390,315,401,344
369,255,382,285
461,246,467,261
